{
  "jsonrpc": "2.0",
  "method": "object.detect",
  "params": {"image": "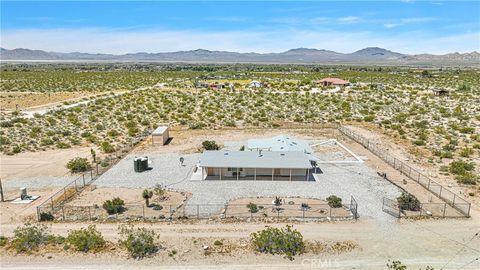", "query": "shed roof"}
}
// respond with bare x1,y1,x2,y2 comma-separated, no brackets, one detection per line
200,150,312,169
247,135,312,154
152,126,168,135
